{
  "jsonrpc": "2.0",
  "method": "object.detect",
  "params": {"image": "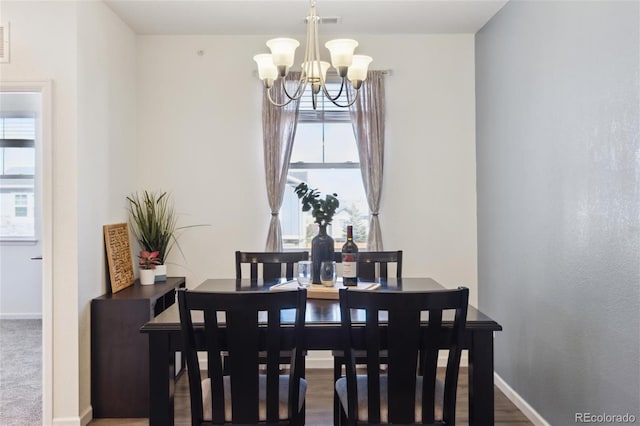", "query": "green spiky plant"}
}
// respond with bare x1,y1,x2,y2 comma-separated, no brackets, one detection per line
294,182,339,227
126,191,178,264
